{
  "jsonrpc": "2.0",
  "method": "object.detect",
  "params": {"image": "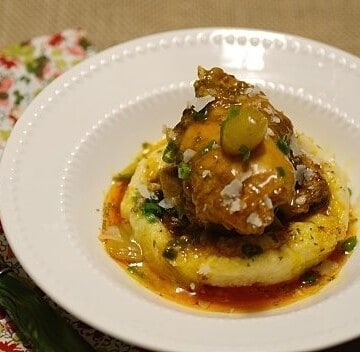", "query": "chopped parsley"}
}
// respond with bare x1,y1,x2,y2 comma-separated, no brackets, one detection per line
239,144,251,162
300,270,319,286
200,139,218,155
112,172,133,181
276,137,290,155
140,199,163,223
340,236,357,253
178,162,192,180
162,140,178,163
